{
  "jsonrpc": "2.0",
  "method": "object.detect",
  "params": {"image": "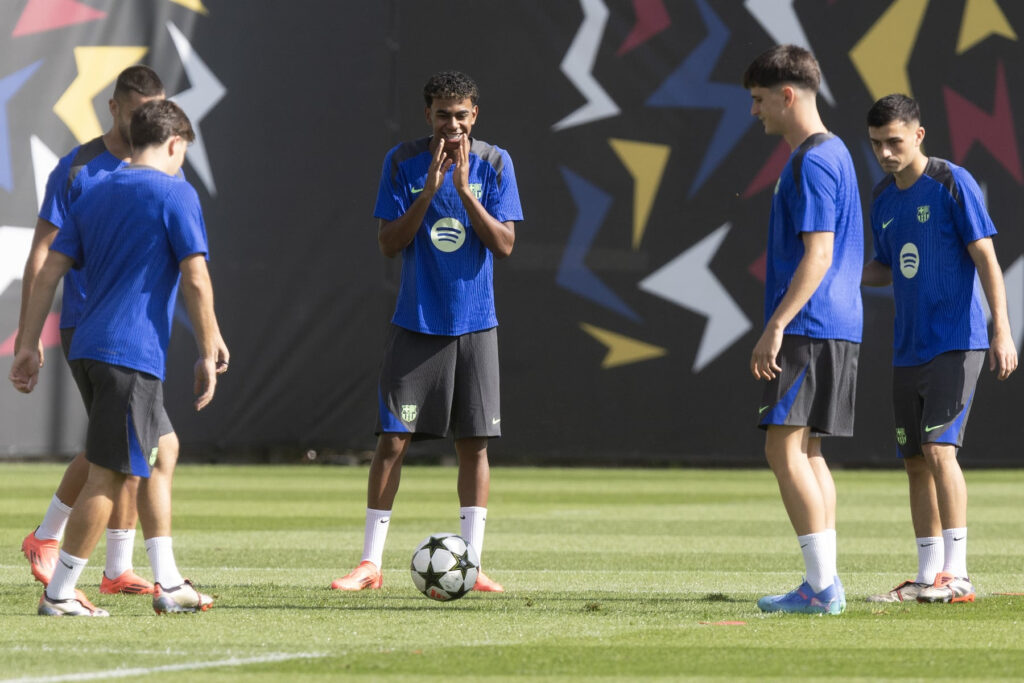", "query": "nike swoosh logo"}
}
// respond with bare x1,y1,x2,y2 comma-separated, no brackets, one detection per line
60,560,73,570
953,536,965,542
492,418,501,425
410,187,424,194
919,542,936,547
459,515,466,520
379,518,390,524
758,405,771,415
924,424,946,433
882,217,894,229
